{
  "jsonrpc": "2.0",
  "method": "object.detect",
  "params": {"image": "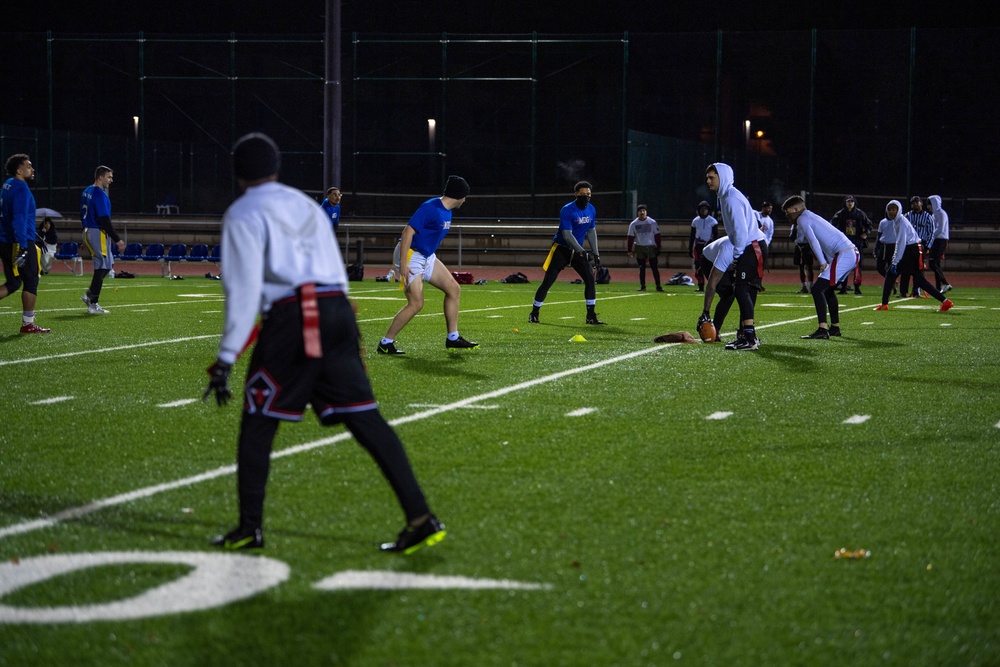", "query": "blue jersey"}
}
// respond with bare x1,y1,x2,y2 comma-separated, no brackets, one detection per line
0,177,37,246
553,200,596,247
407,197,451,256
321,199,340,231
81,185,112,230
